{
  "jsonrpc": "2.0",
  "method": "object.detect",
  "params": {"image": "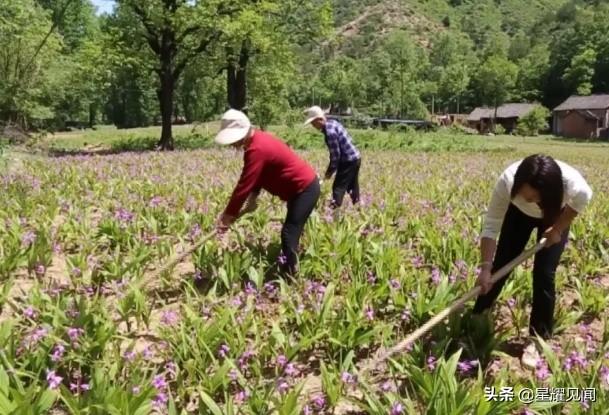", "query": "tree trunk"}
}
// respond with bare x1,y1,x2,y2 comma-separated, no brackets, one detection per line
158,70,175,150
493,102,498,133
88,103,95,129
226,41,250,112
